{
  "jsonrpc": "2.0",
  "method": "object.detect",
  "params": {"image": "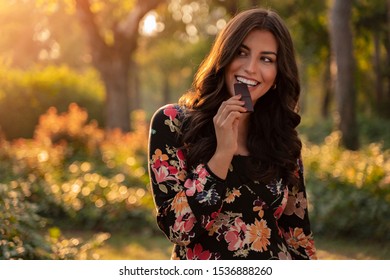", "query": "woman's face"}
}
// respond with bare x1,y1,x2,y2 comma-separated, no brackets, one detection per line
225,29,278,105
